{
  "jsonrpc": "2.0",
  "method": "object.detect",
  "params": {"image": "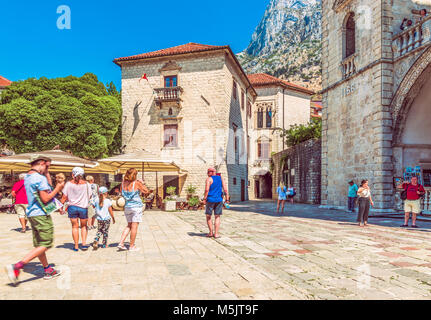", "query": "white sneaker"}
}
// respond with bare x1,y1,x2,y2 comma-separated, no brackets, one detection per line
117,244,127,251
